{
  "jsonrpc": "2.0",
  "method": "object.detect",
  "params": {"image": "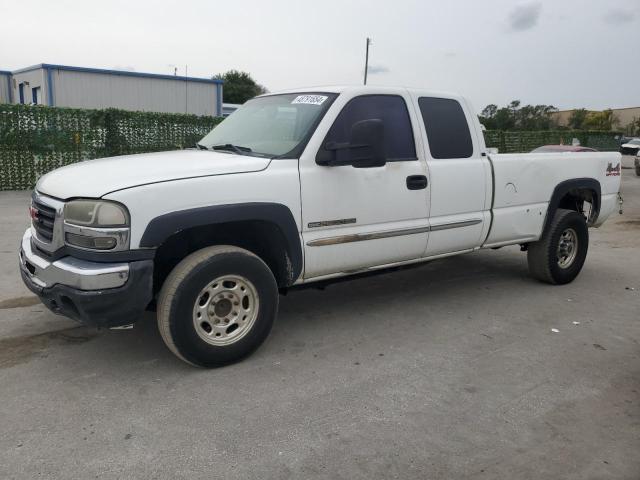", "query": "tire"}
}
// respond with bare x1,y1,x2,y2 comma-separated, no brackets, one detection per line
635,163,640,177
157,245,278,367
527,209,589,285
